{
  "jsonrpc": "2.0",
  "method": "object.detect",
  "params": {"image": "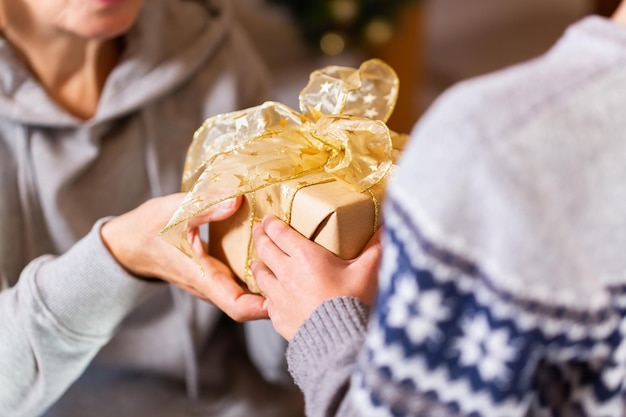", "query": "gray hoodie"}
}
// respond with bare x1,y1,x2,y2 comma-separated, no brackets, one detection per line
0,0,303,416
